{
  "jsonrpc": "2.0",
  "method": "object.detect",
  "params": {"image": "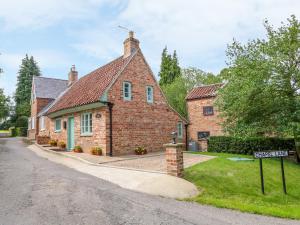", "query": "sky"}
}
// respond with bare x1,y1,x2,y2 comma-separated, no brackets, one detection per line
0,0,299,97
